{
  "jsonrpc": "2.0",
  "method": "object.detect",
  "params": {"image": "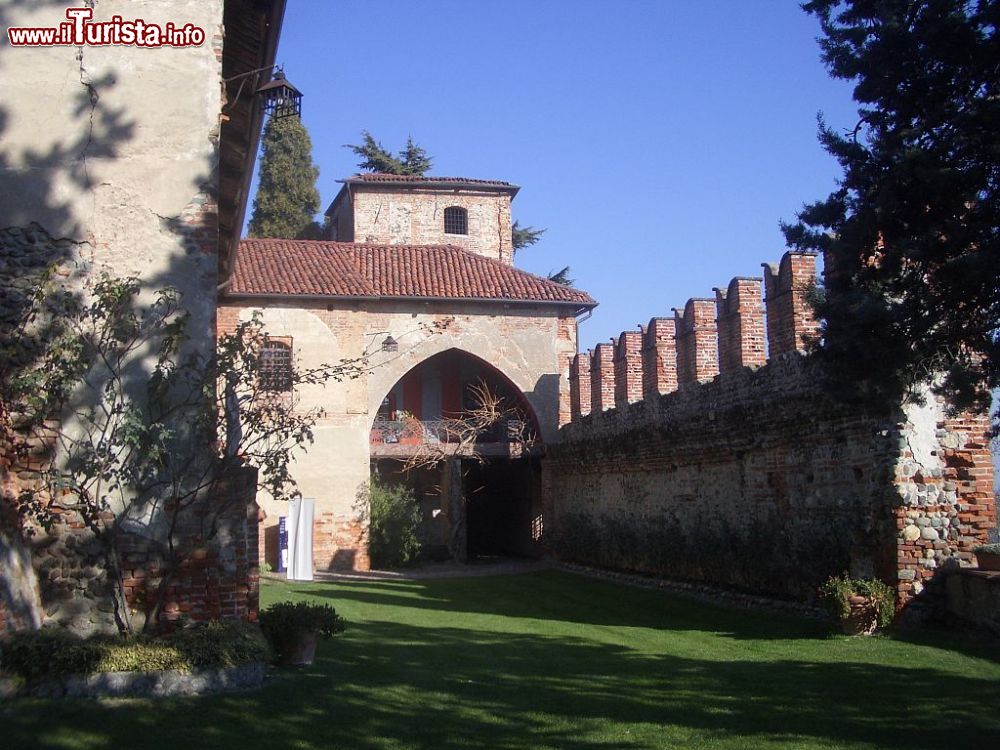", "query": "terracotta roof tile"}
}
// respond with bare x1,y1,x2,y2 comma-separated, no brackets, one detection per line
342,173,514,187
229,239,596,308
